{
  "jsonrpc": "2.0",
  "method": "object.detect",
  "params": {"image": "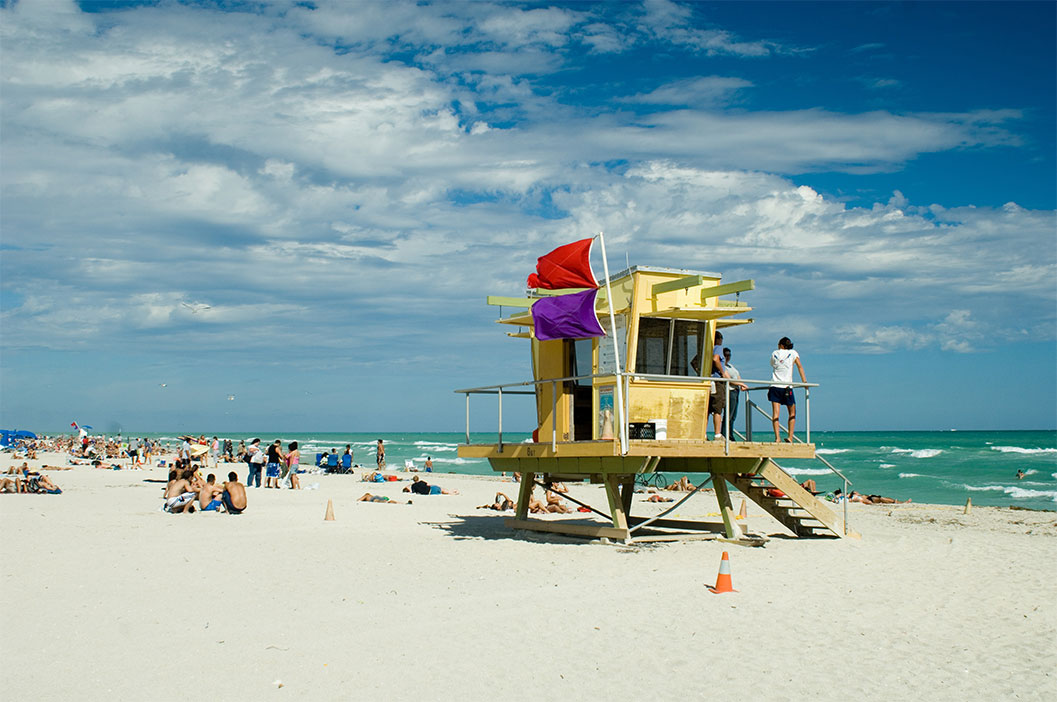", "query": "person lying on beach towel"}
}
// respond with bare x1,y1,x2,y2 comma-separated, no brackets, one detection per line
478,492,516,511
28,473,62,494
835,489,911,505
645,494,674,503
404,475,459,495
1,476,22,493
358,492,410,504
